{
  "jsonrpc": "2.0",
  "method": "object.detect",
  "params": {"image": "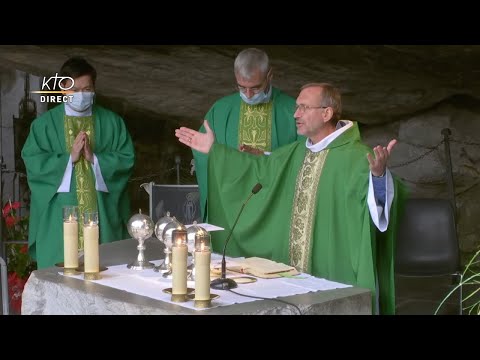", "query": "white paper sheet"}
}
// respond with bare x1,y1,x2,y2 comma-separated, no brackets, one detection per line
185,223,224,231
